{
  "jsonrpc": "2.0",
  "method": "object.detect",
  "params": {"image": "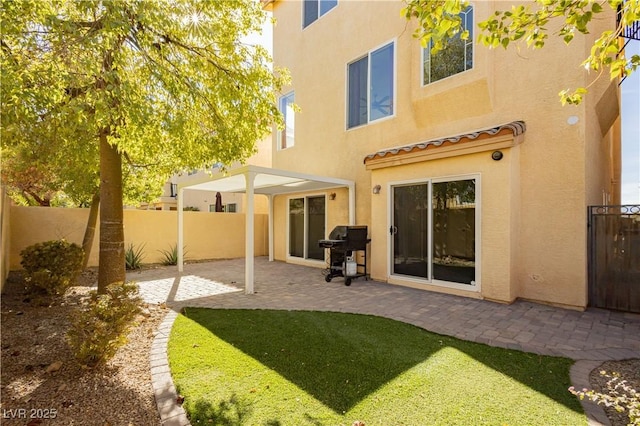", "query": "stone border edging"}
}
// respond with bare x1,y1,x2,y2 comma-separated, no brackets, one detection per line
570,361,611,426
150,310,191,426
